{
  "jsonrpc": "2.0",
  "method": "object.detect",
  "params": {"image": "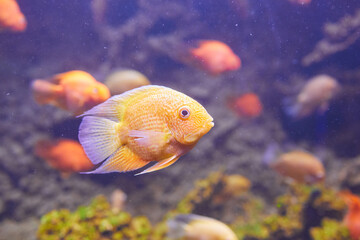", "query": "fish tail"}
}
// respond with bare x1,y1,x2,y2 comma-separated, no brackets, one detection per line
262,143,280,166
34,139,55,159
78,116,124,165
167,215,189,239
79,115,149,174
31,79,63,105
167,214,213,239
282,97,301,119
